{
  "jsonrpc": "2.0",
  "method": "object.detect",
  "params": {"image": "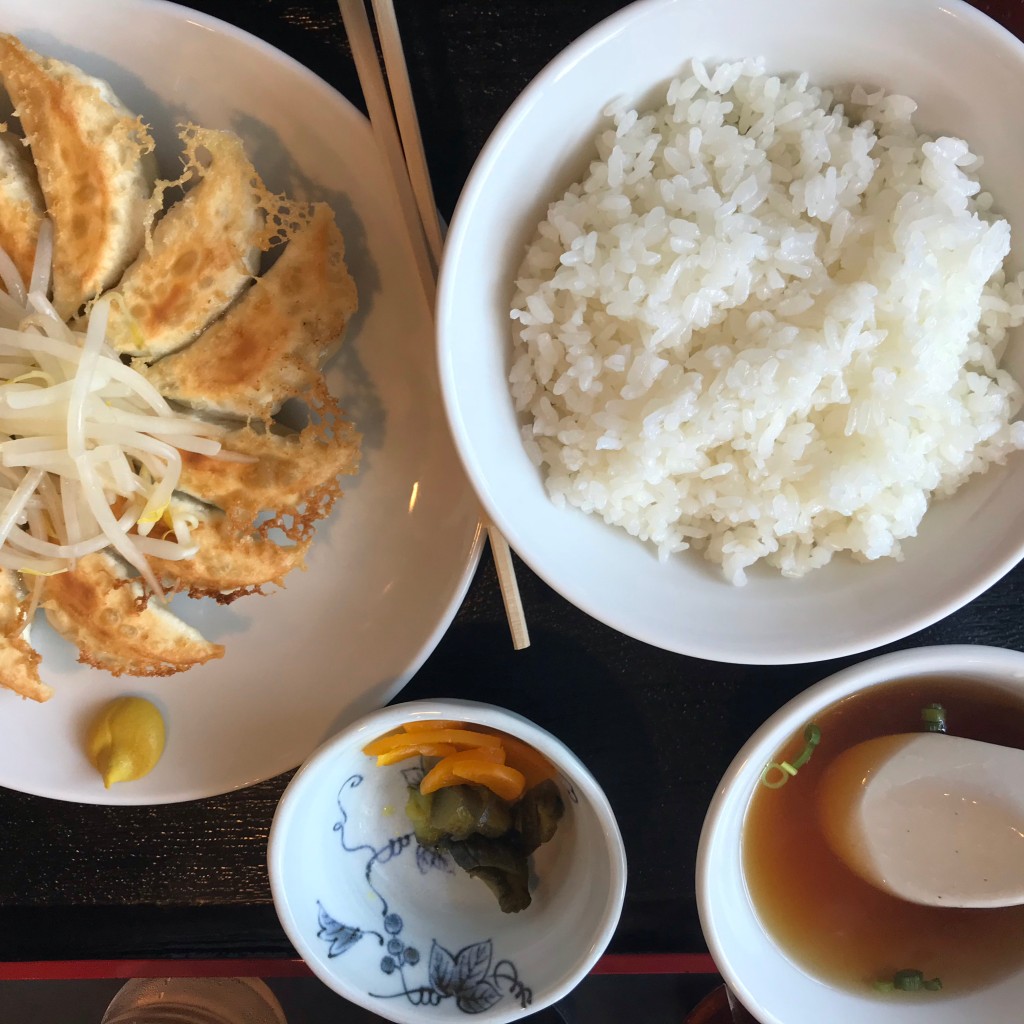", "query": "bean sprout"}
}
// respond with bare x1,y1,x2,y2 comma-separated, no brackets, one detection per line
0,223,230,592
